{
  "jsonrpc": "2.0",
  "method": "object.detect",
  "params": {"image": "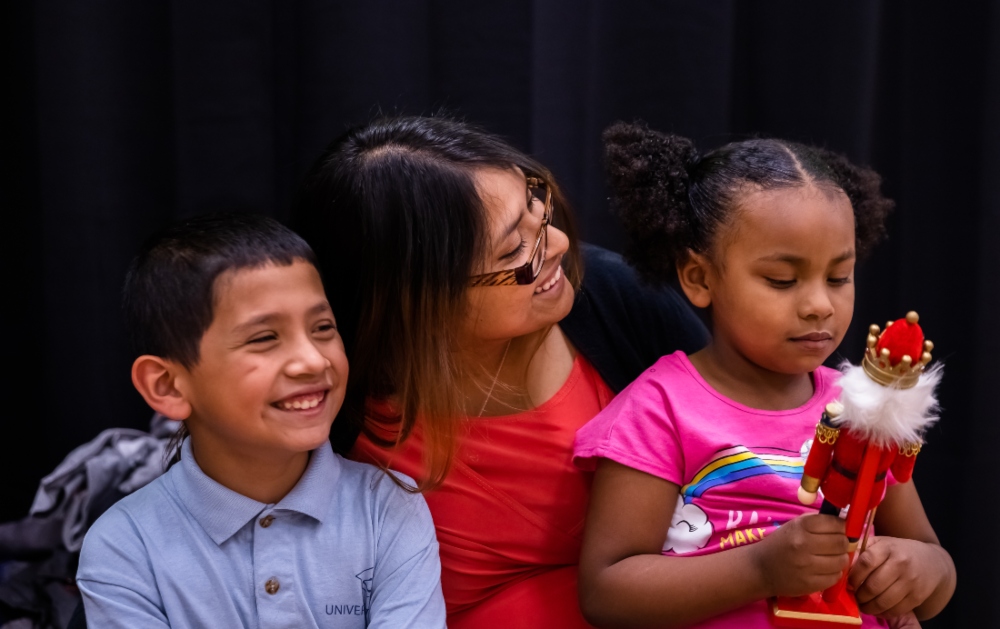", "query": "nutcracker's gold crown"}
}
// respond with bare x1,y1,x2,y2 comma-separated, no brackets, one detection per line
861,311,934,389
